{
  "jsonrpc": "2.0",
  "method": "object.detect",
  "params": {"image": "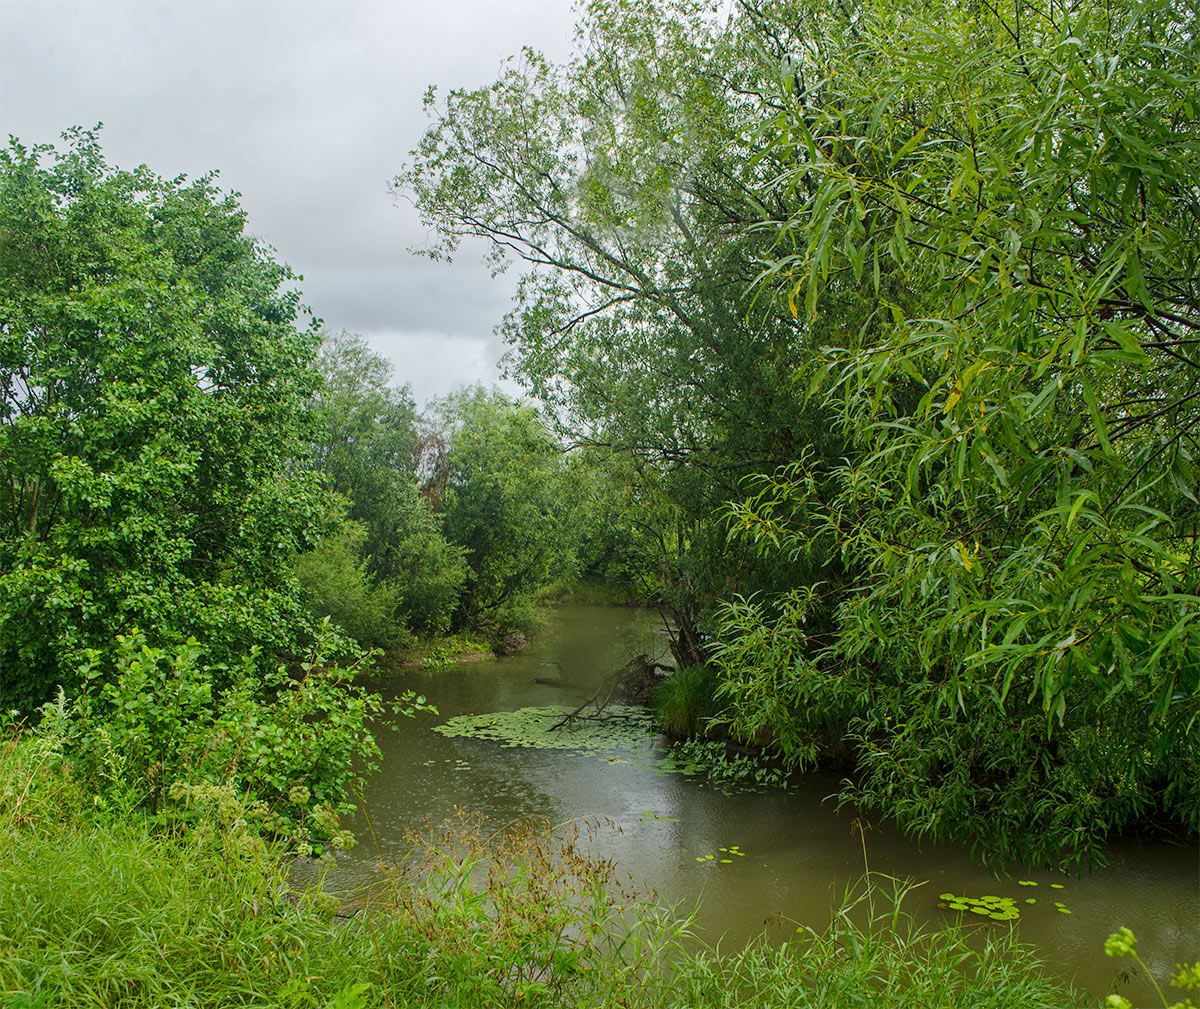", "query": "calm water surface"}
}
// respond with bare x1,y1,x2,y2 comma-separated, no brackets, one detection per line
323,605,1199,1004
